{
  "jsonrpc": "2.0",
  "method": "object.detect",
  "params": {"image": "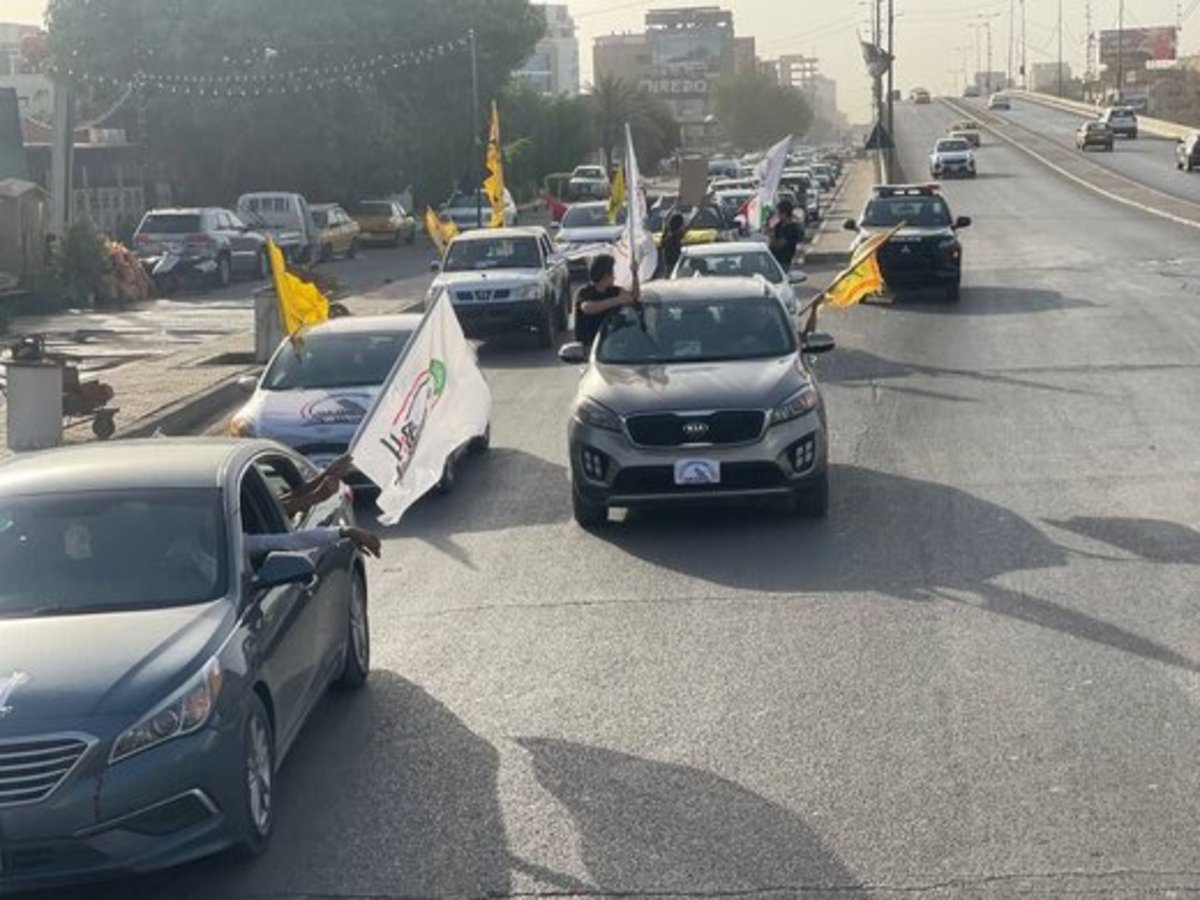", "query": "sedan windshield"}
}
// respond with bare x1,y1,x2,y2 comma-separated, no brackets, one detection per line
562,205,626,228
140,214,202,234
263,330,412,390
0,489,228,617
443,237,541,272
862,196,952,228
355,201,395,217
596,297,795,365
676,251,784,284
